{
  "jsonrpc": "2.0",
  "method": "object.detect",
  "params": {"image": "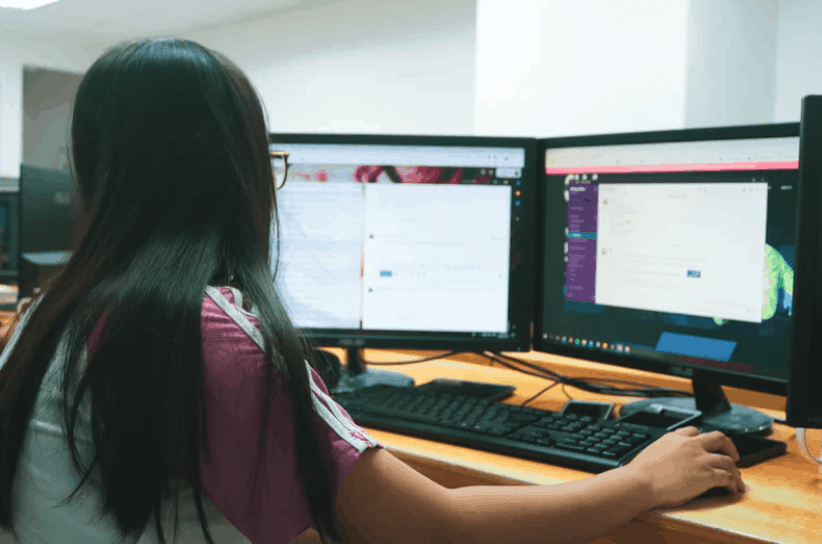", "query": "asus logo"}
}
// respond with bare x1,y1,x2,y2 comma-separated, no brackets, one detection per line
669,365,694,378
809,416,822,424
338,339,365,347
